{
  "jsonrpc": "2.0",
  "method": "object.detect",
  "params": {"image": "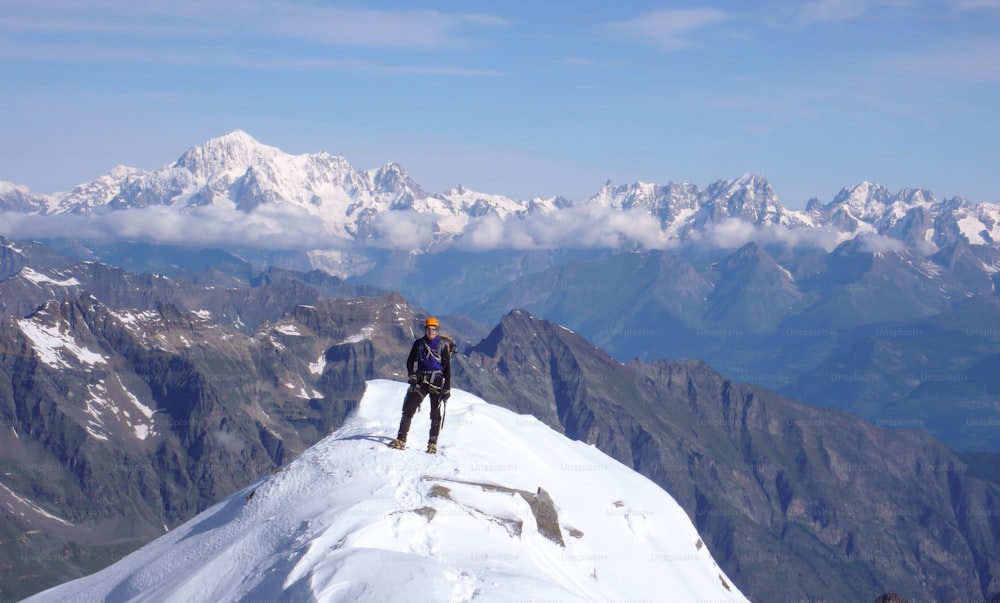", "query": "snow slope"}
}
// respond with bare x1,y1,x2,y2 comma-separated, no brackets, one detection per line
25,380,748,603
